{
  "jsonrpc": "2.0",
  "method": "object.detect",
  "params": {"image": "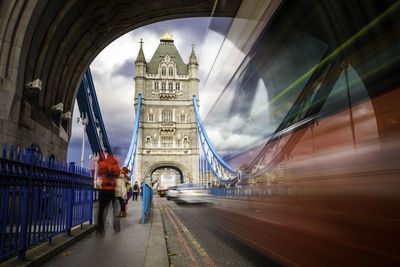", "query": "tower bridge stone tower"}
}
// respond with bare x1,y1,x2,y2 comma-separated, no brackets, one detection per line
133,30,199,184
